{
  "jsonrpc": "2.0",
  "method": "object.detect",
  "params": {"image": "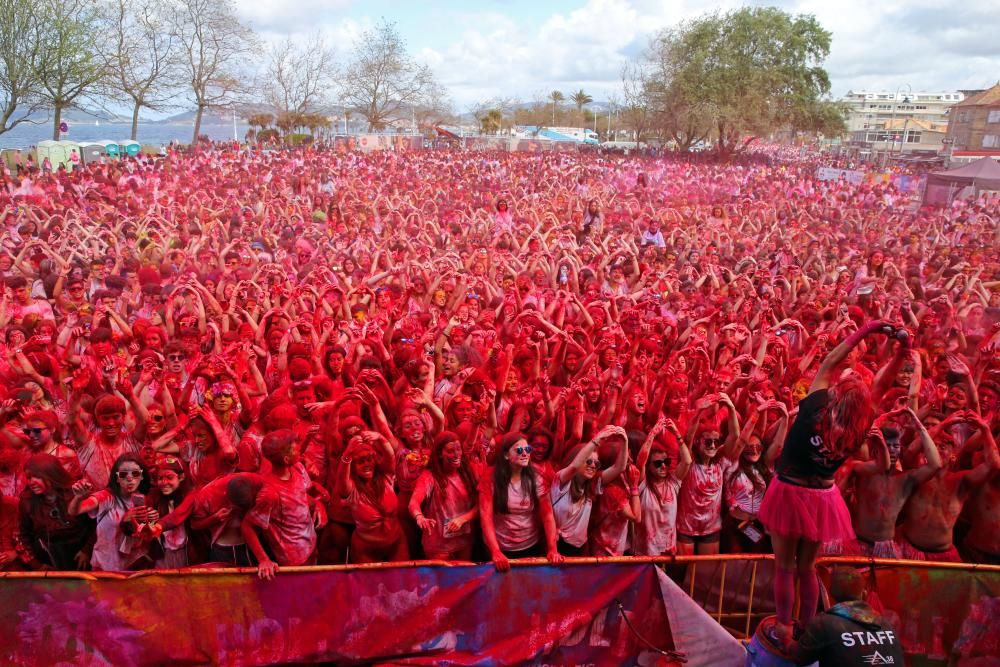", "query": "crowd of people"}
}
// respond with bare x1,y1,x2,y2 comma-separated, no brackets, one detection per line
0,143,997,614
